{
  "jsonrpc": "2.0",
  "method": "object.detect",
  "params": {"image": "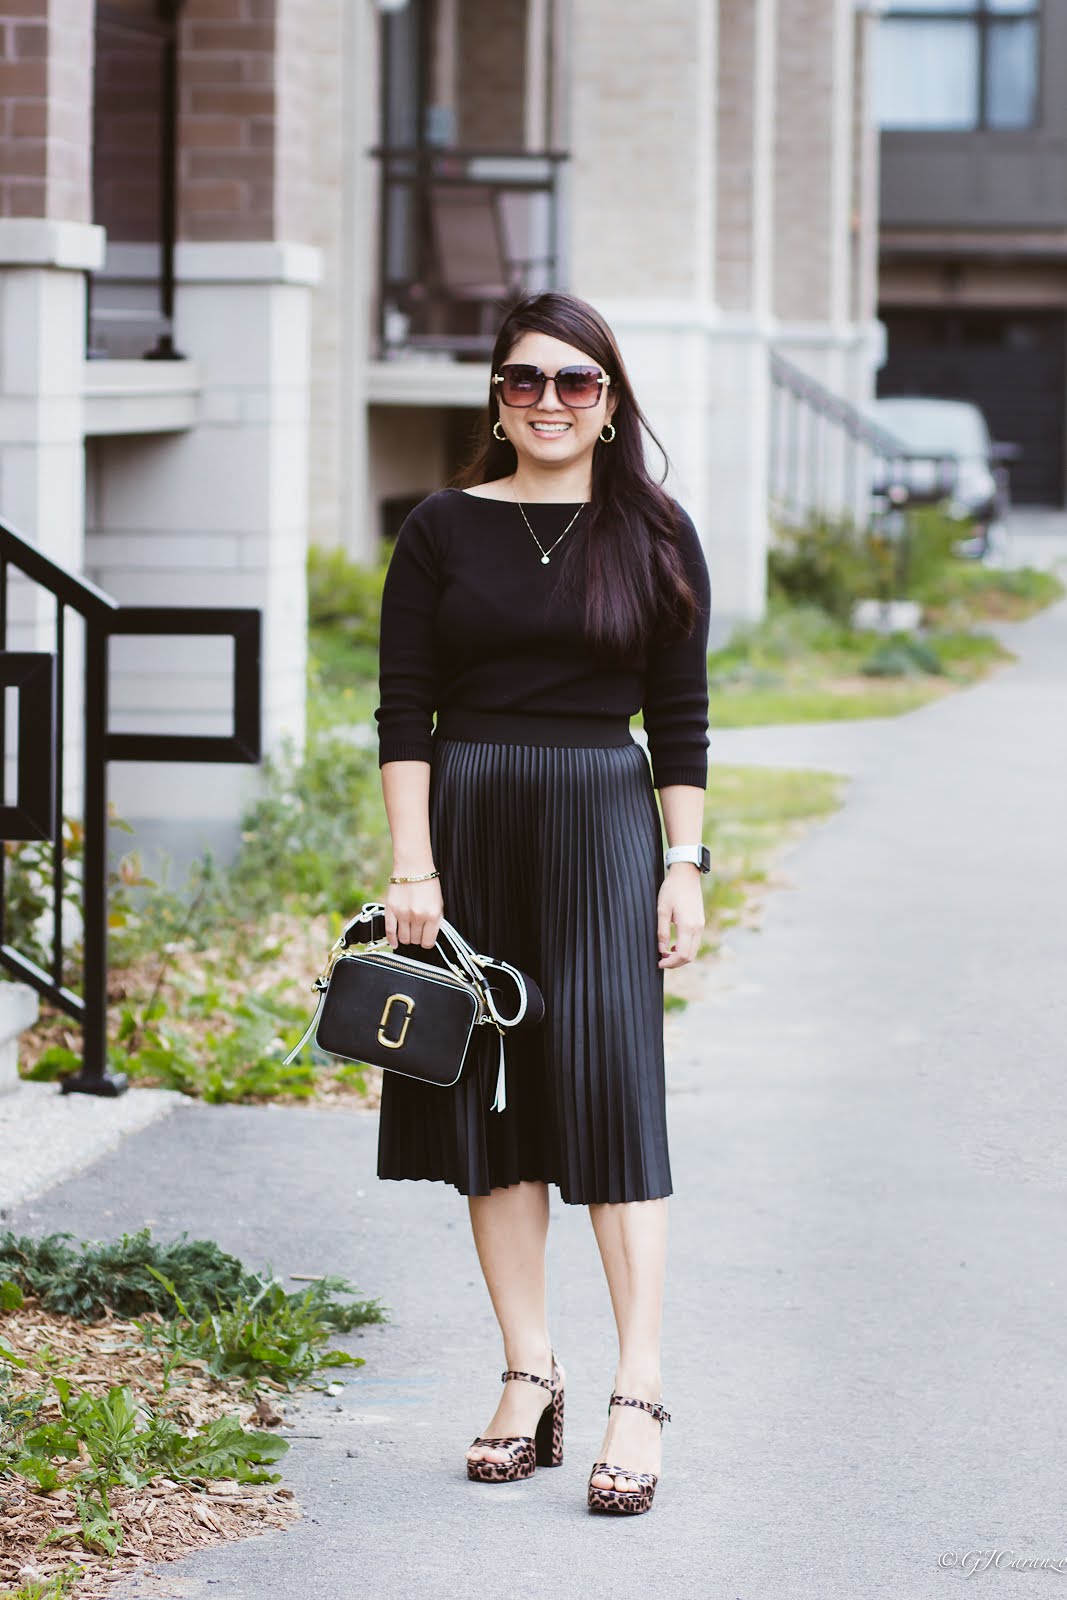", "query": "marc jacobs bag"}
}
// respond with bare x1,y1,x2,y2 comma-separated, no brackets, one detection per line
283,902,545,1112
